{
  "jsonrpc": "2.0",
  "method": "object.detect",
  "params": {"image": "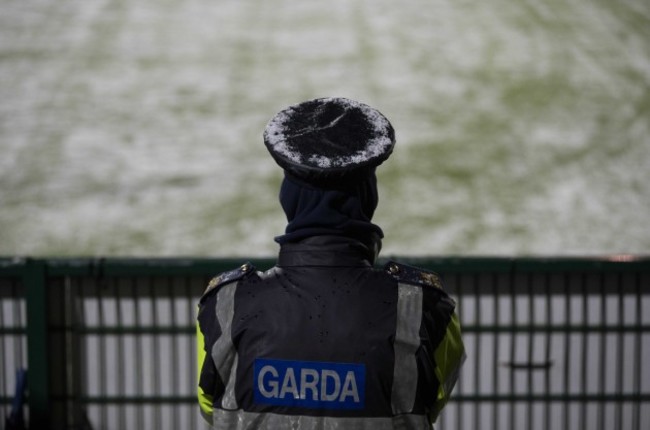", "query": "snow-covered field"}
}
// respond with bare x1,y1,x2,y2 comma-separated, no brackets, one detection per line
1,0,649,257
